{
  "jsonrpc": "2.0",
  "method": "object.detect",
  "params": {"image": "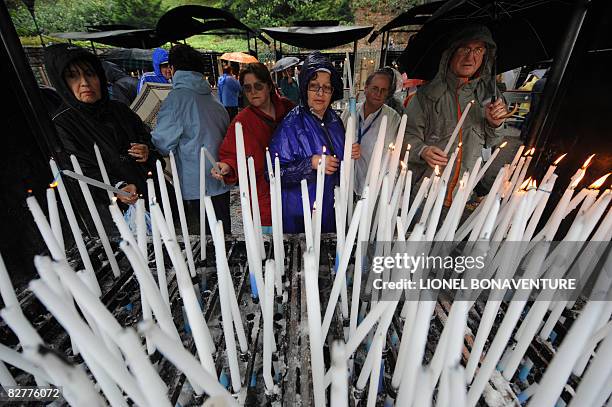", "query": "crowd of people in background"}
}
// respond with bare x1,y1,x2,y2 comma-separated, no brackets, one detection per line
43,25,512,236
